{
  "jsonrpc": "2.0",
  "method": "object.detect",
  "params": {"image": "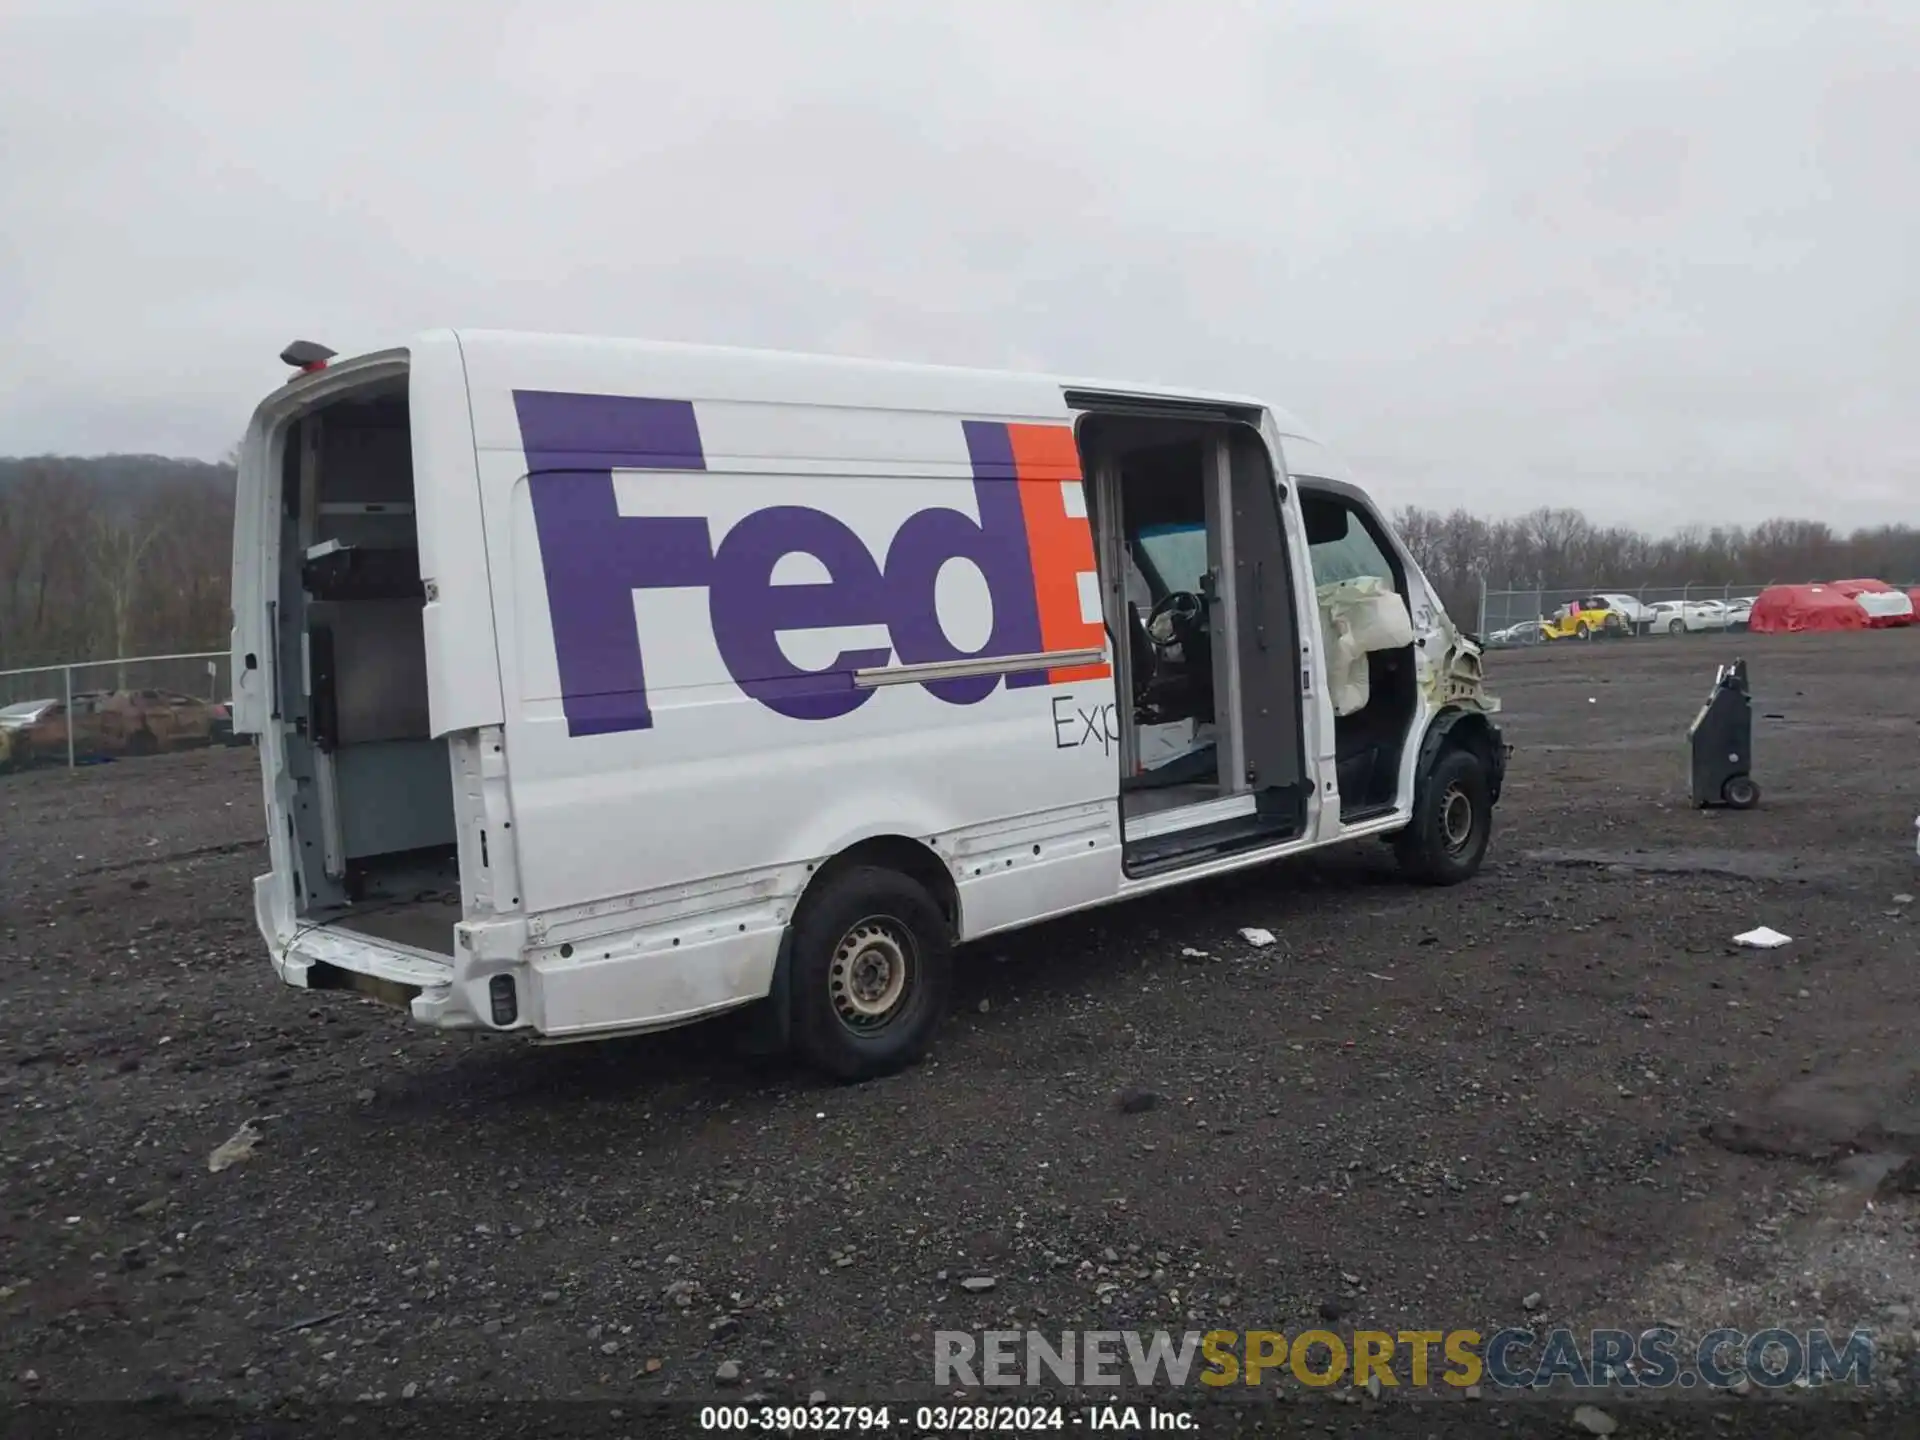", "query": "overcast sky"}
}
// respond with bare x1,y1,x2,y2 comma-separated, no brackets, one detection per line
3,0,1916,533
